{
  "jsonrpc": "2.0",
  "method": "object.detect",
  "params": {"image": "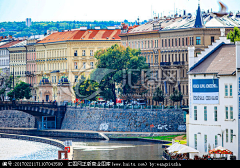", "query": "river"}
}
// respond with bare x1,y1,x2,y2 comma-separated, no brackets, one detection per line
0,138,164,160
